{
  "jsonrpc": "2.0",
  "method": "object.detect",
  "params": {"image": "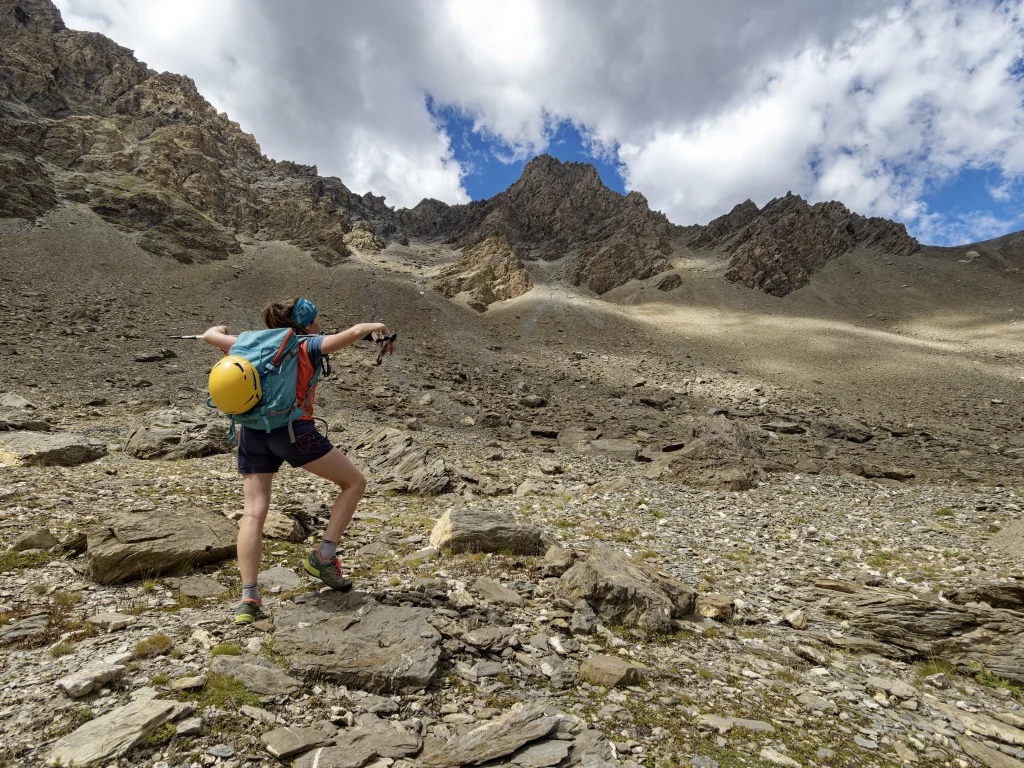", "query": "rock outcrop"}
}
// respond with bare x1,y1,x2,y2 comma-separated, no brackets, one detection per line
556,544,697,632
686,193,920,296
648,414,766,491
405,155,678,294
431,234,533,310
0,430,106,466
0,0,401,262
124,411,229,460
